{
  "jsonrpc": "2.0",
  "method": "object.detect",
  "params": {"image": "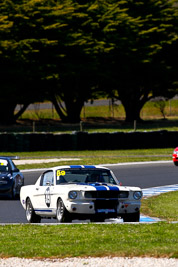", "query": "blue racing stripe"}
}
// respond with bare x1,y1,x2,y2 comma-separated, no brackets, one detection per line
70,165,83,168
87,184,119,191
83,165,96,168
35,209,52,213
107,186,120,191
90,184,107,191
